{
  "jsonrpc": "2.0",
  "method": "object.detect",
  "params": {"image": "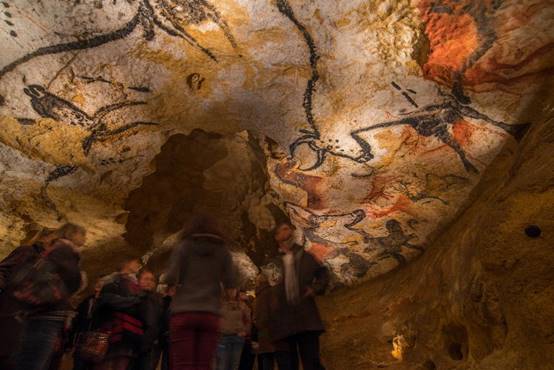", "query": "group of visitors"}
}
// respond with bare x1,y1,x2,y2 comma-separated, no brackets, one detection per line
0,215,329,370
